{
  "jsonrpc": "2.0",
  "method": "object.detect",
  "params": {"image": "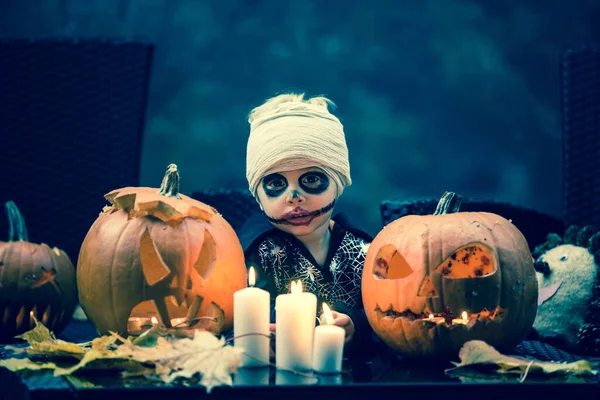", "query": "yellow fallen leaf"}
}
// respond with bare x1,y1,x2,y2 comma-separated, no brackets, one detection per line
2,319,243,393
447,340,598,381
0,357,58,371
15,317,56,344
11,317,87,359
27,340,86,359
